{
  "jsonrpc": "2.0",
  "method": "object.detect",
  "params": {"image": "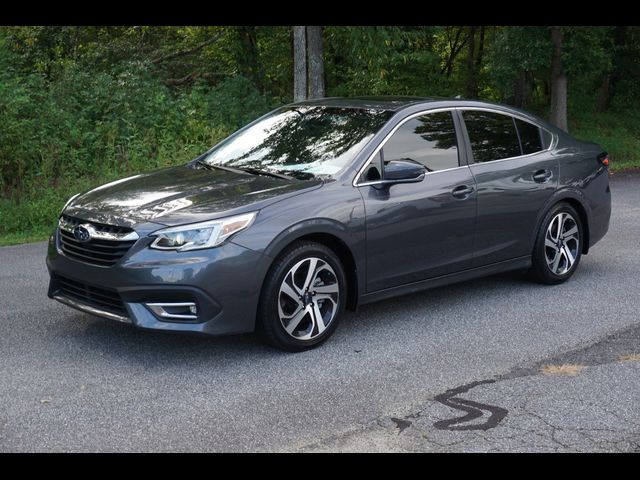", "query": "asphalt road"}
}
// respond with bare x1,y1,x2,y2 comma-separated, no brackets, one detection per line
1,174,639,452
